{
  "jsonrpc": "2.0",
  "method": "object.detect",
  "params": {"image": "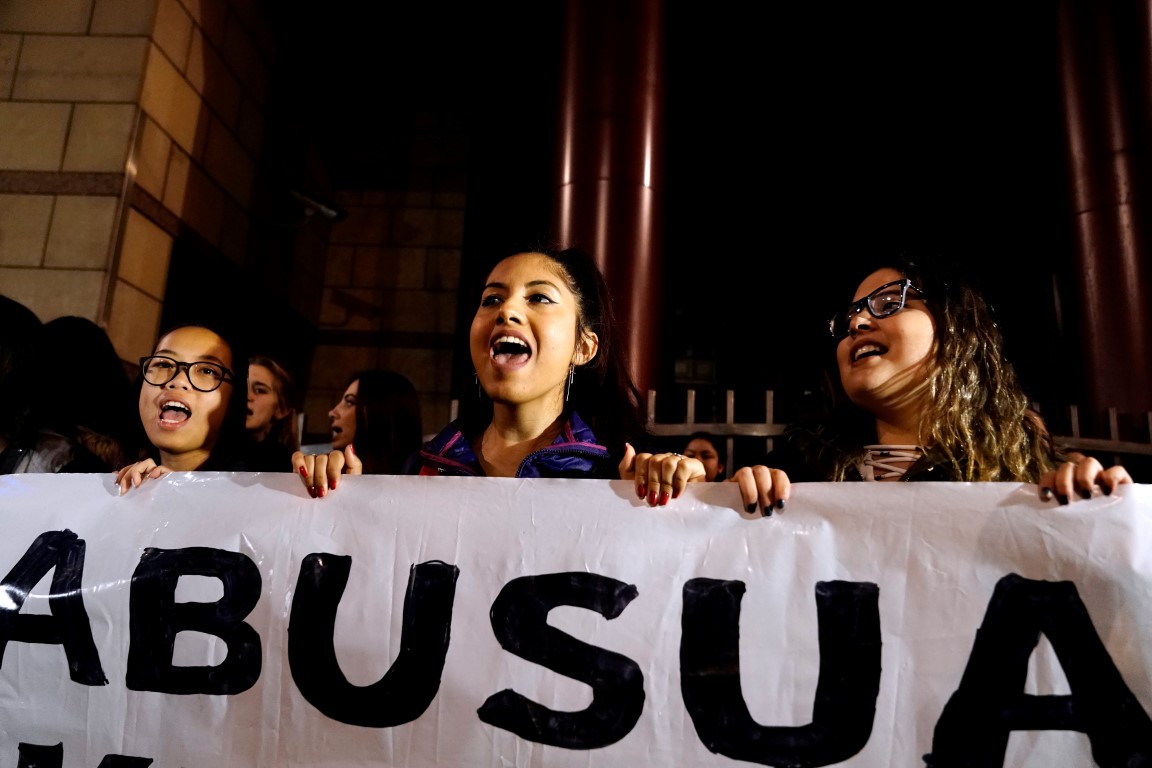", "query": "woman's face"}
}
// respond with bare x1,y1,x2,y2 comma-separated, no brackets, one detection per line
684,437,724,482
836,267,936,412
329,379,358,449
470,252,597,413
139,326,234,468
246,364,285,440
